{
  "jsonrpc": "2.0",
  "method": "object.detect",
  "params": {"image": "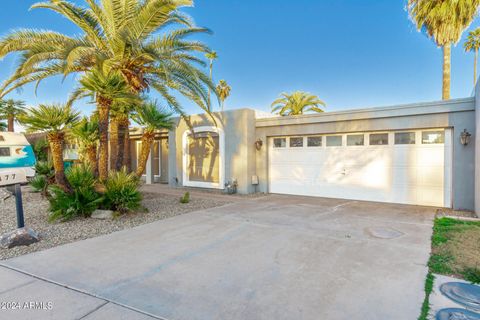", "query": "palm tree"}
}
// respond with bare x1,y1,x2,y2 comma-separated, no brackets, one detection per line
0,121,6,131
0,0,215,118
206,51,218,110
464,28,480,87
216,80,231,111
71,117,99,173
19,104,80,192
0,99,25,132
408,0,480,100
69,67,139,180
132,101,173,177
271,91,326,116
110,101,135,171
